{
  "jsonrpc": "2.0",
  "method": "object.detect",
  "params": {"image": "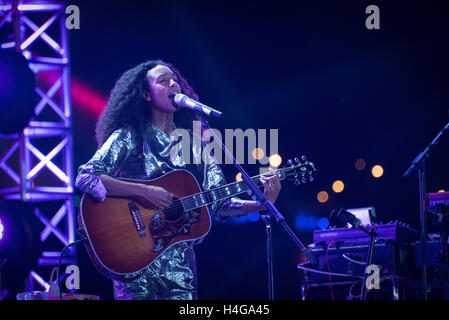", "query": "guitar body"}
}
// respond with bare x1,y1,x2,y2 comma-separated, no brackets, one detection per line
79,169,210,281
